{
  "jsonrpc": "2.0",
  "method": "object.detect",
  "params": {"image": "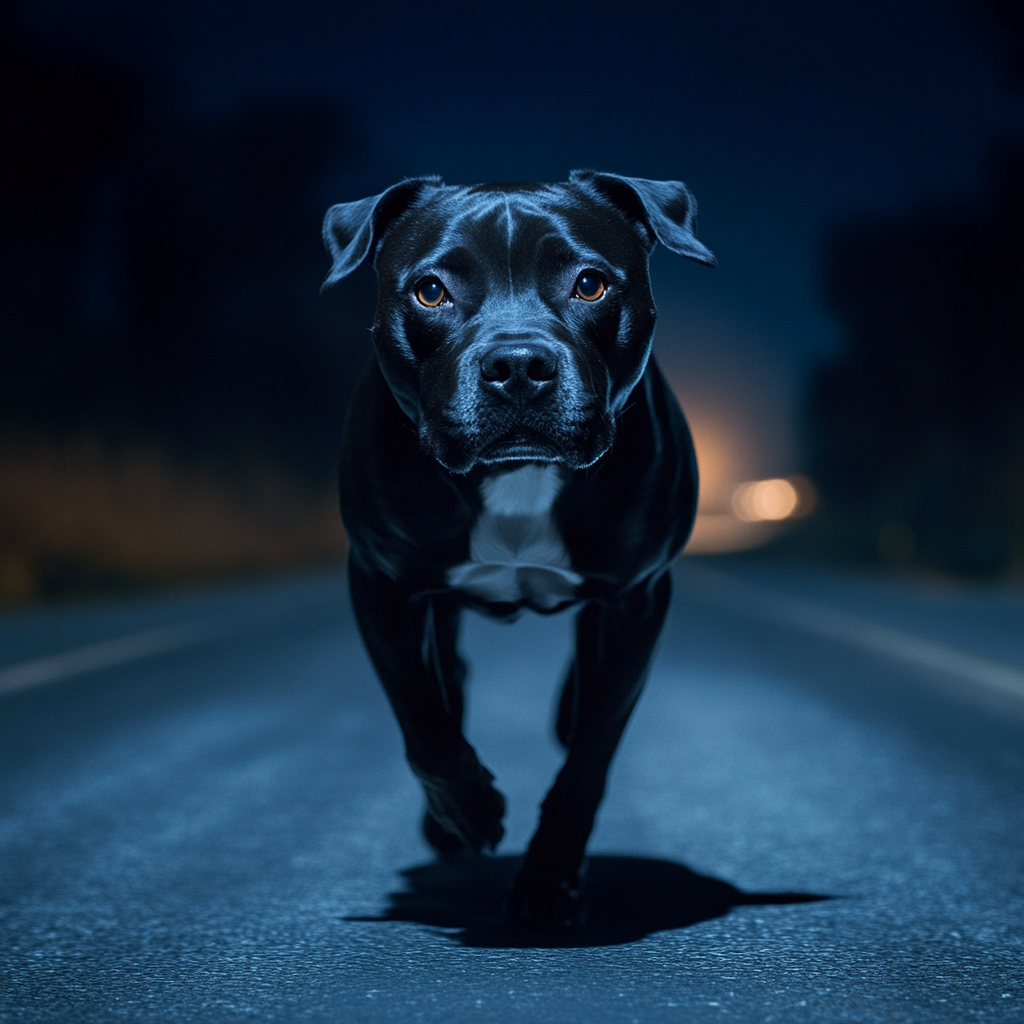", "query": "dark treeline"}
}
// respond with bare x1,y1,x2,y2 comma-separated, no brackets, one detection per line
0,3,375,484
806,0,1024,576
